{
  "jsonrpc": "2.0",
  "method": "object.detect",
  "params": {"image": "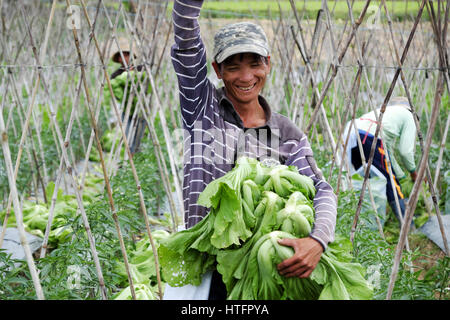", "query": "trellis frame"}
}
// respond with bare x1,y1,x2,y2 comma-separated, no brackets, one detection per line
0,0,448,300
